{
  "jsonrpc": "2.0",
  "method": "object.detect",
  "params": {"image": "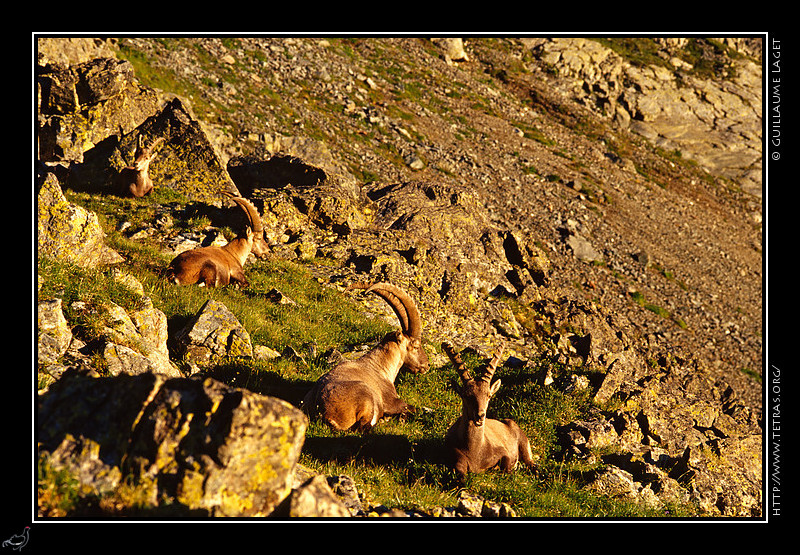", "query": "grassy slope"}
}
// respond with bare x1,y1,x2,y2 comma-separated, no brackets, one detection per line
38,188,696,518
